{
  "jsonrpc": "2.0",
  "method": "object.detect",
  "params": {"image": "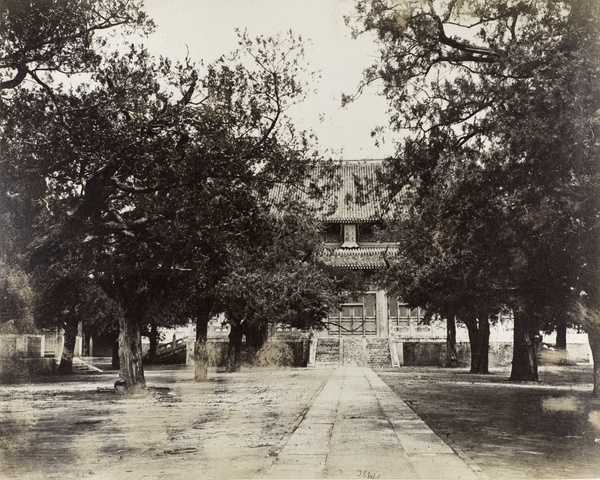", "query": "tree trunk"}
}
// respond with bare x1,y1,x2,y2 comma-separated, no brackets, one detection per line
556,321,567,350
245,322,269,349
111,335,120,370
474,315,490,374
510,309,538,381
194,298,213,382
82,332,89,356
577,289,600,396
463,312,480,373
225,322,244,373
118,314,146,391
58,317,79,374
582,306,600,397
446,314,459,368
554,319,569,364
244,322,269,364
464,312,490,374
147,322,158,365
589,331,600,397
